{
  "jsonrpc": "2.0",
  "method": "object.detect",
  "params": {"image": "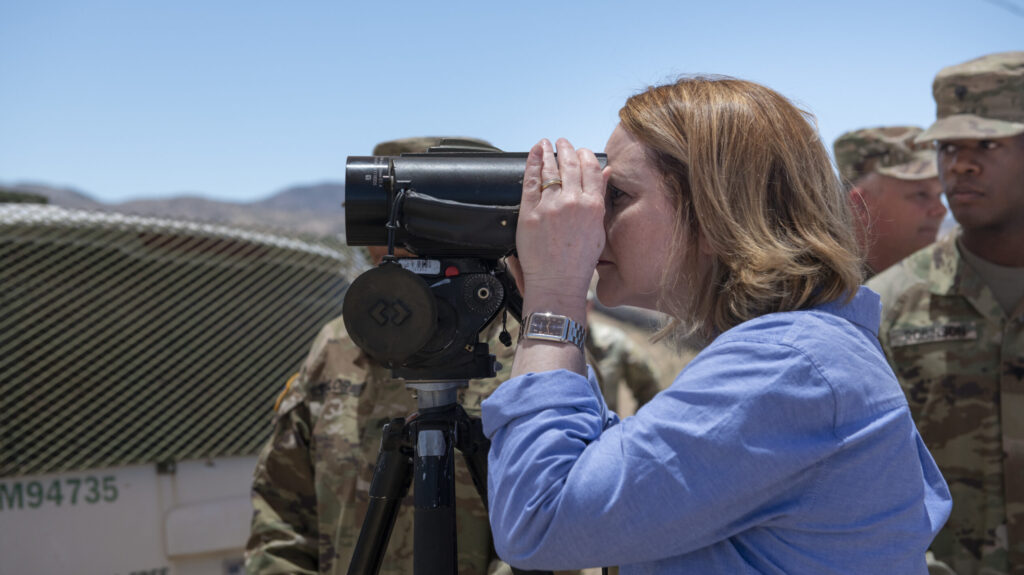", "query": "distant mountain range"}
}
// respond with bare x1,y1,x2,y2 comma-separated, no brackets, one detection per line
3,182,347,239
3,179,959,242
